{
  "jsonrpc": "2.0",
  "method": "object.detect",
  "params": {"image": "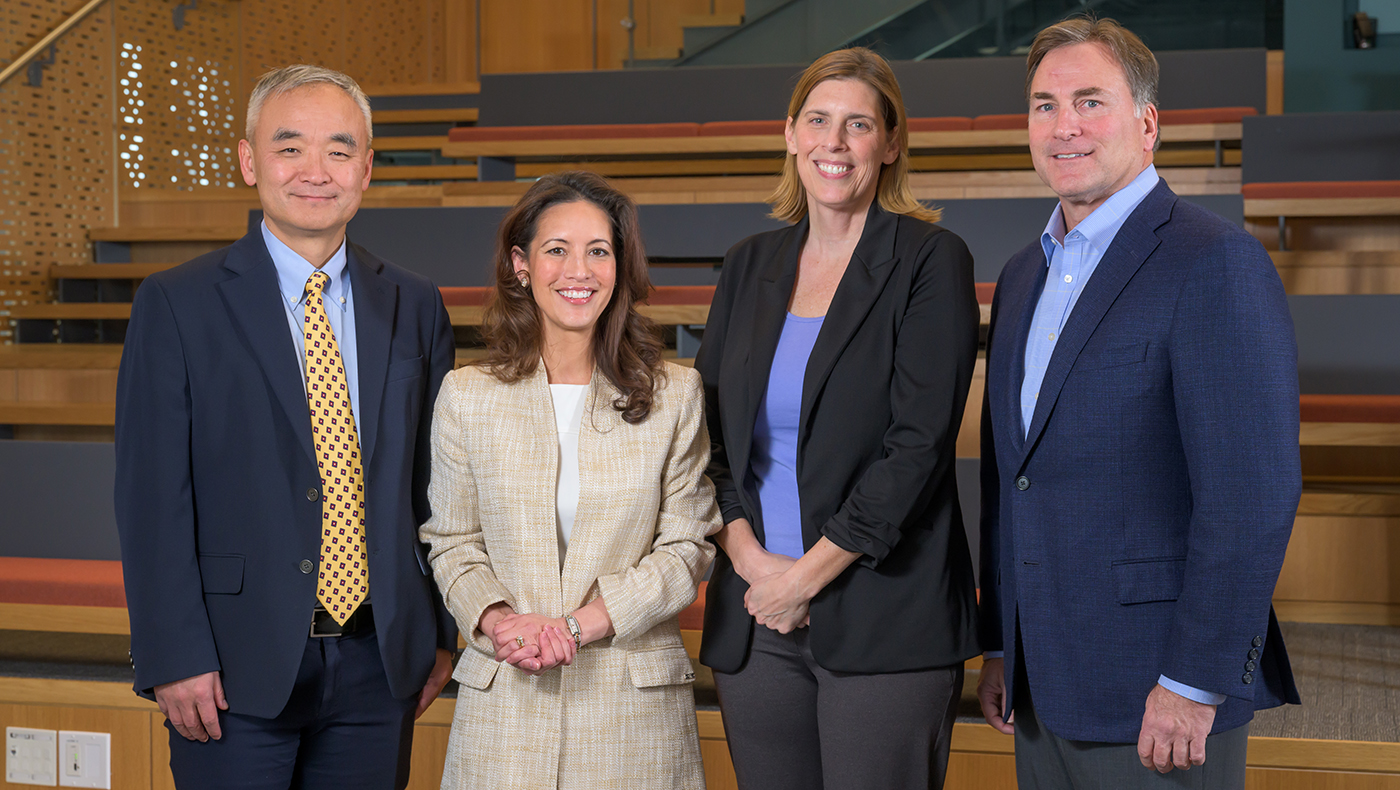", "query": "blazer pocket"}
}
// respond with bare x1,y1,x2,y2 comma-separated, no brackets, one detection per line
386,355,425,382
1078,342,1148,371
1112,556,1186,604
452,648,501,690
627,646,697,688
198,554,244,595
